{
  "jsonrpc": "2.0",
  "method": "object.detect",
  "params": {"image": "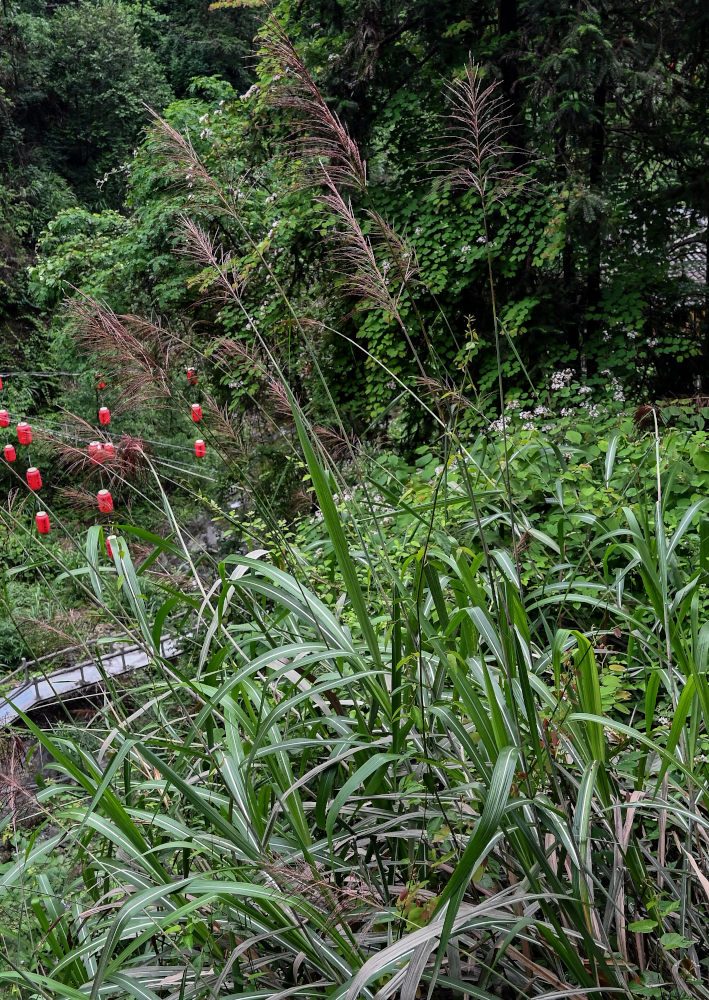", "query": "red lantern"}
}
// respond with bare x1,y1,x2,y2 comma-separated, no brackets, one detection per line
26,467,42,490
194,439,206,457
0,410,8,428
97,489,114,513
88,441,105,464
4,444,16,462
99,407,111,425
103,442,115,460
95,372,106,390
17,421,32,444
191,403,202,422
186,368,198,386
35,511,50,534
